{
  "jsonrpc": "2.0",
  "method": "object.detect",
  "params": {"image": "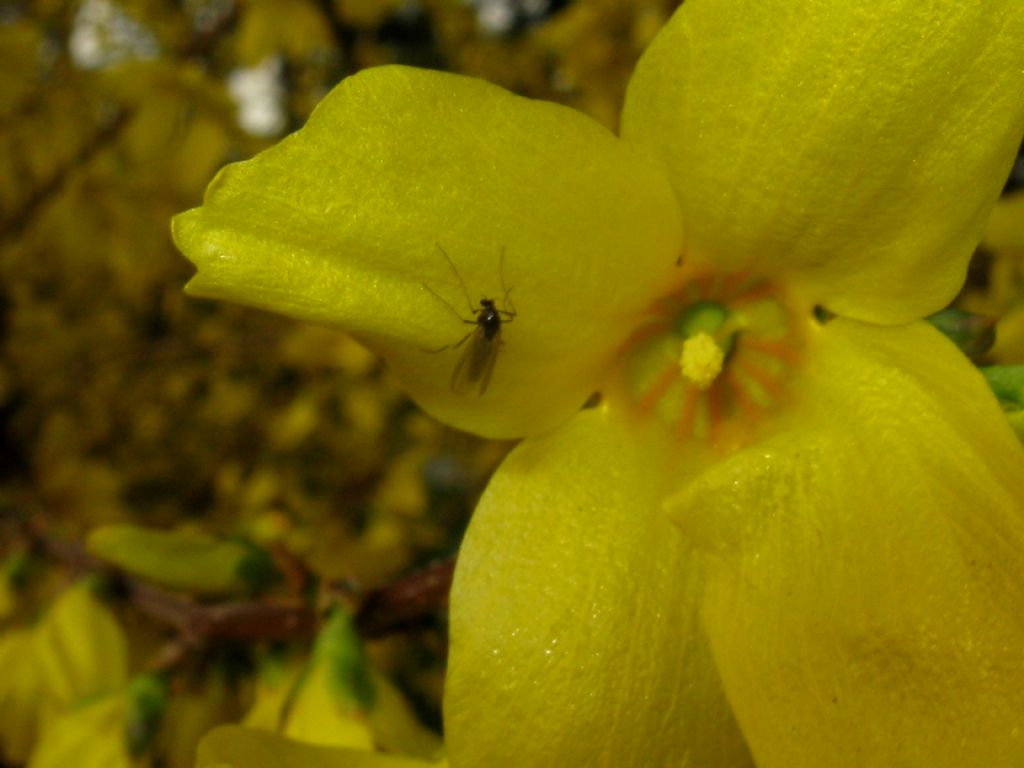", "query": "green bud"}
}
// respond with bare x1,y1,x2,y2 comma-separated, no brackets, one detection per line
125,674,168,757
